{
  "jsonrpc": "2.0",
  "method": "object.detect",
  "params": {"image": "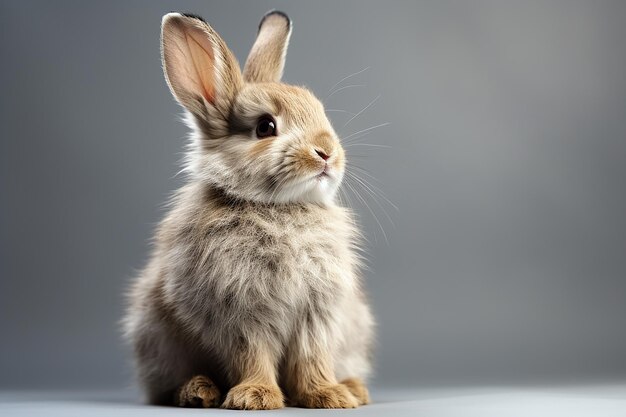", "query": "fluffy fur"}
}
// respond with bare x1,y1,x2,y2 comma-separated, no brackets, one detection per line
123,10,374,409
